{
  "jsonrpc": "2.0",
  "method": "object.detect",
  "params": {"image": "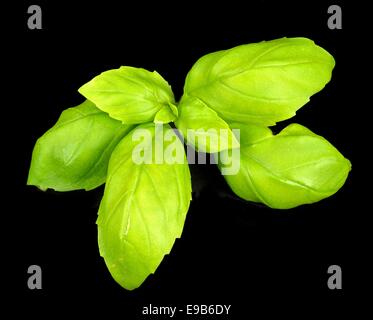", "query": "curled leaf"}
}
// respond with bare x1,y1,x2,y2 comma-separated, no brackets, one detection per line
219,123,351,209
175,95,240,153
154,102,178,124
